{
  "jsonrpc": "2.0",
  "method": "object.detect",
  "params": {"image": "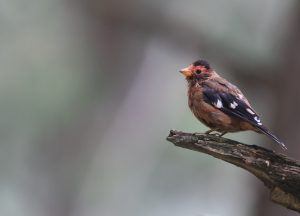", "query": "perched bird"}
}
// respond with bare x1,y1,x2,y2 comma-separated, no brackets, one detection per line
179,59,287,150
